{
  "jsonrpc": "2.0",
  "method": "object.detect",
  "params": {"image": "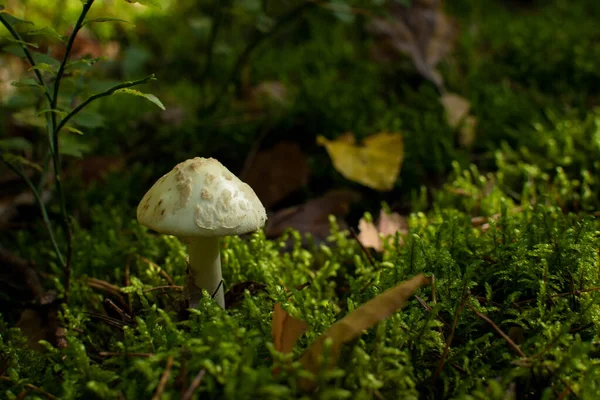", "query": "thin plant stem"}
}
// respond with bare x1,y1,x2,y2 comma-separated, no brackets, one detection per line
47,0,95,302
0,154,65,266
